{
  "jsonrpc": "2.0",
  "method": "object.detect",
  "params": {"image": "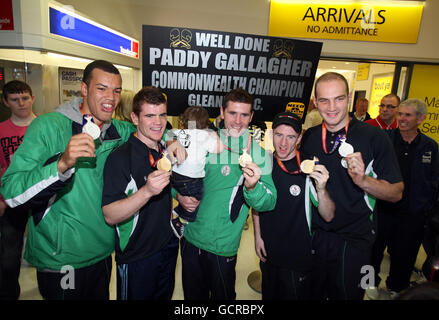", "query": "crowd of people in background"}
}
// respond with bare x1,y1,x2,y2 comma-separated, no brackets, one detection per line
0,60,438,301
